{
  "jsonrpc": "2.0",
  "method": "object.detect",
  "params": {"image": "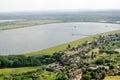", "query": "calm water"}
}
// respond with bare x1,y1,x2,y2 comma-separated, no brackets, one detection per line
0,22,120,55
